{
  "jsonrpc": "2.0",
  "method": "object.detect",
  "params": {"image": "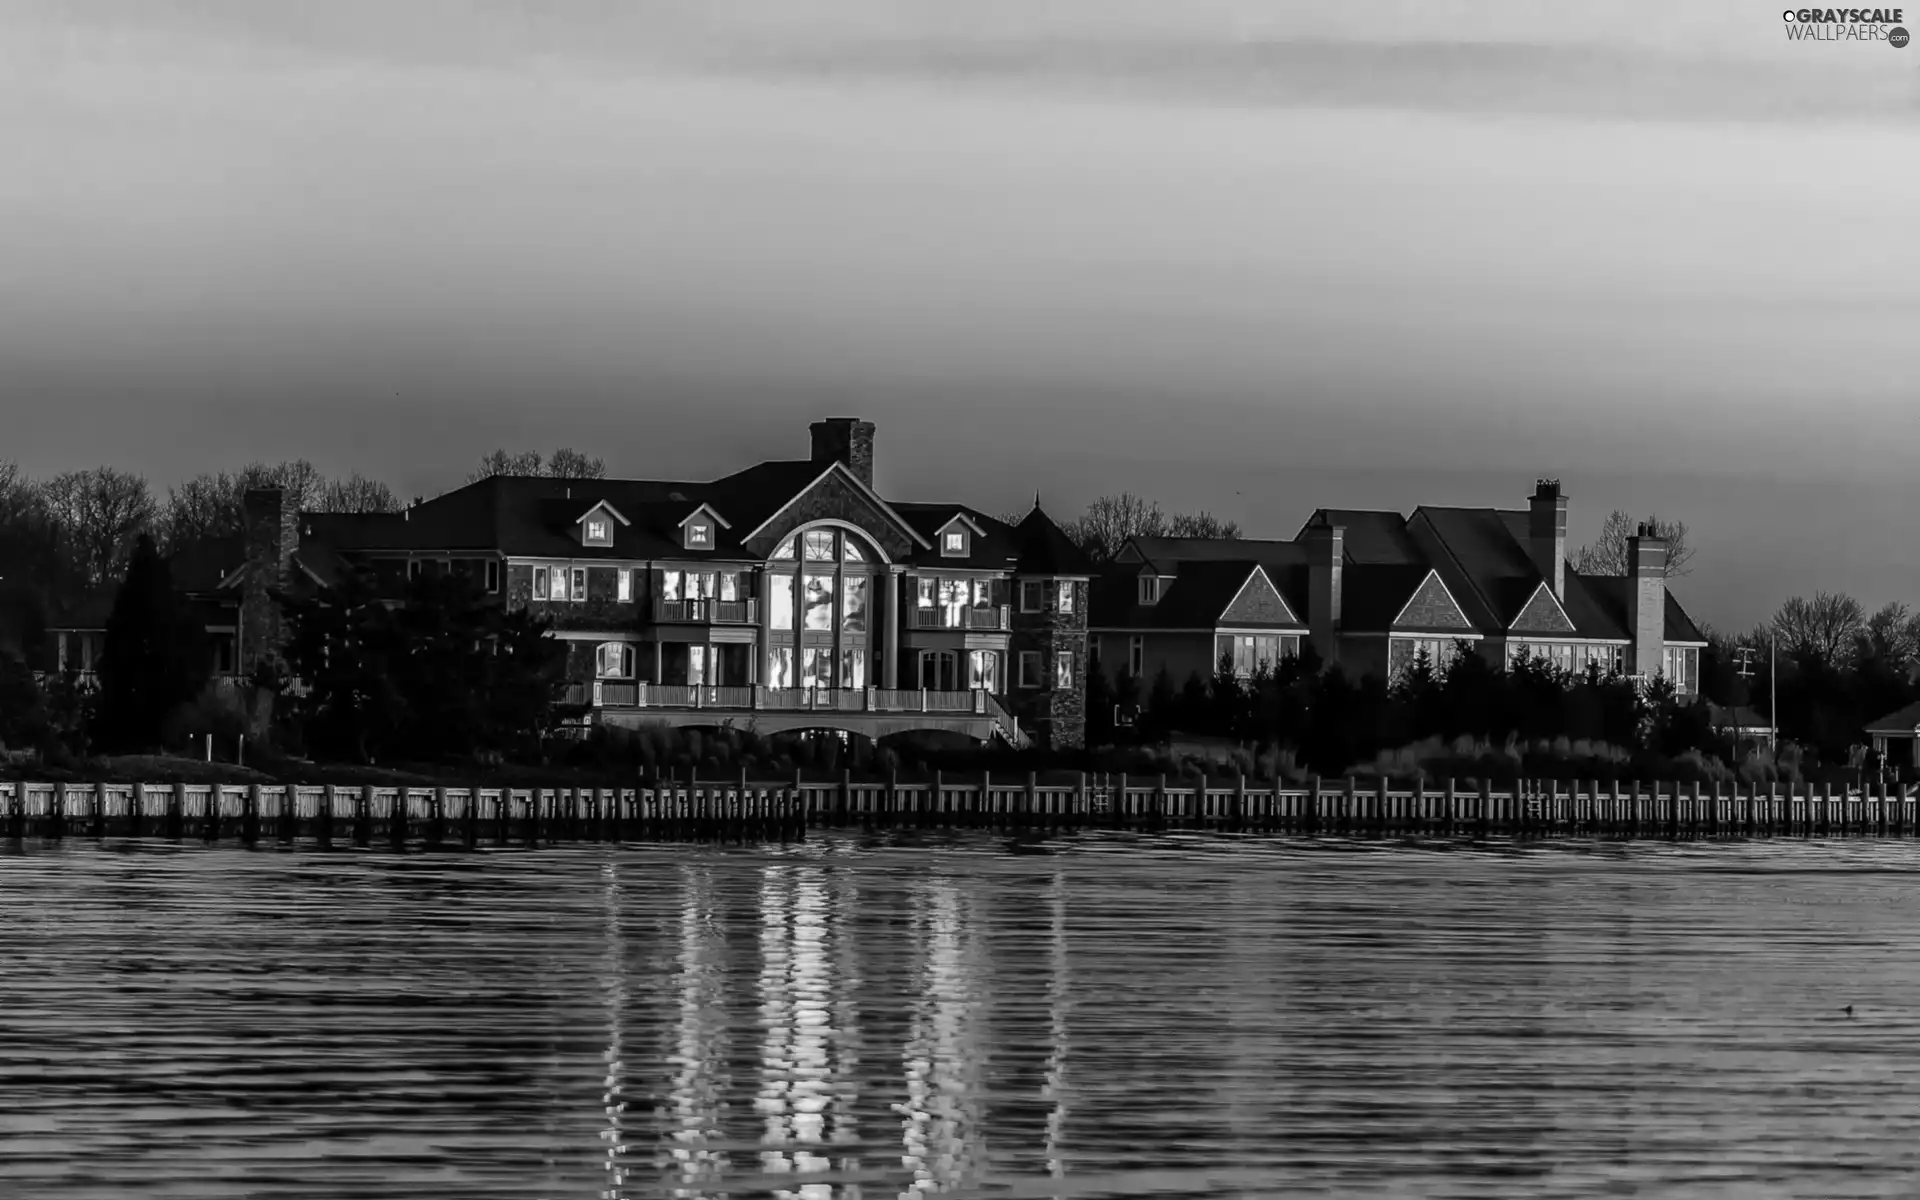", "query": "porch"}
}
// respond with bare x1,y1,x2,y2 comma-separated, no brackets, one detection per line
565,682,1025,746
